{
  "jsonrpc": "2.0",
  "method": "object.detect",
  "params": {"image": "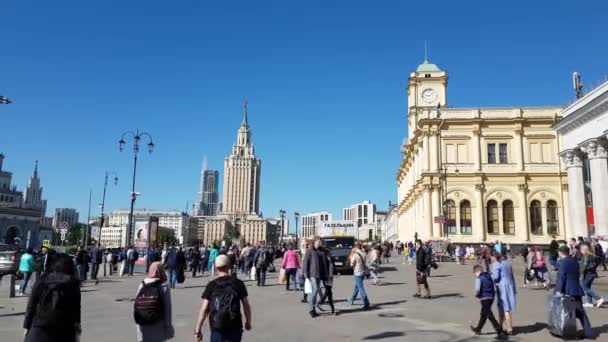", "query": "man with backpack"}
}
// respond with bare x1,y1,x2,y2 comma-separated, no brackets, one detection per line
134,261,174,341
304,239,328,317
195,255,252,342
127,246,139,276
253,242,271,286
